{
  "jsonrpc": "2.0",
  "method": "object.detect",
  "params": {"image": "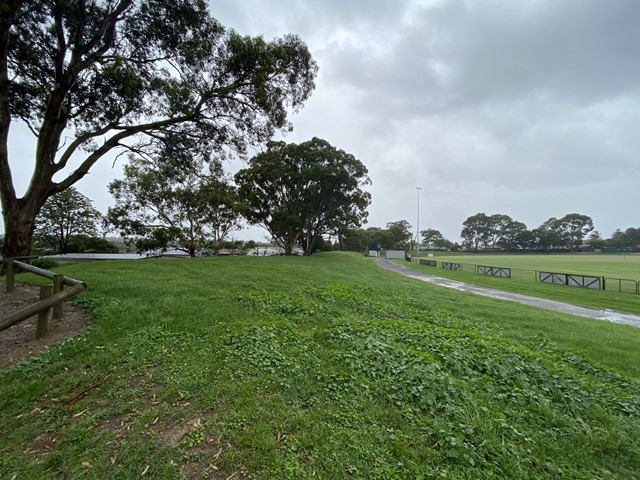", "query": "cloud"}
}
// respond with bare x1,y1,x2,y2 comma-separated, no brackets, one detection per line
287,0,640,239
5,0,640,243
325,0,640,112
